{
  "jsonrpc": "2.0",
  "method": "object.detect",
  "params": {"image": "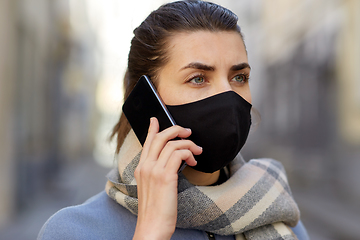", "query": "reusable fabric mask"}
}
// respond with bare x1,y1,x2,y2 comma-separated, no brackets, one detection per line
166,91,252,173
